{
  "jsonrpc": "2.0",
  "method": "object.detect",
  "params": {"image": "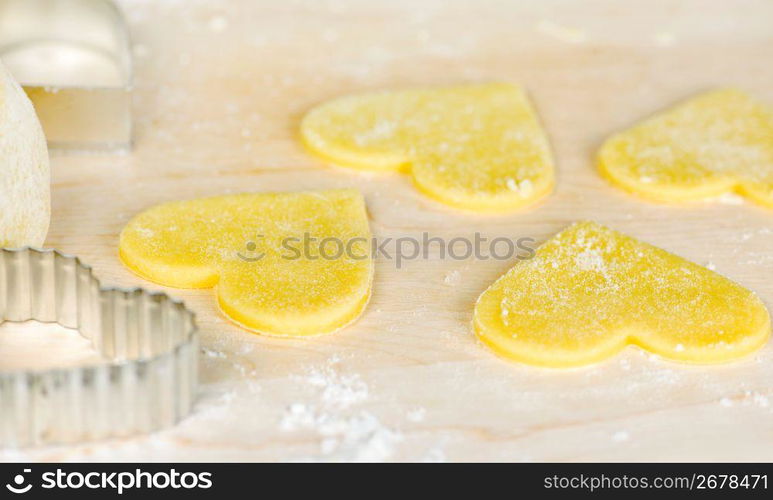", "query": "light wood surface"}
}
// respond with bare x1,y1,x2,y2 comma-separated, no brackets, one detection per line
2,0,773,462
